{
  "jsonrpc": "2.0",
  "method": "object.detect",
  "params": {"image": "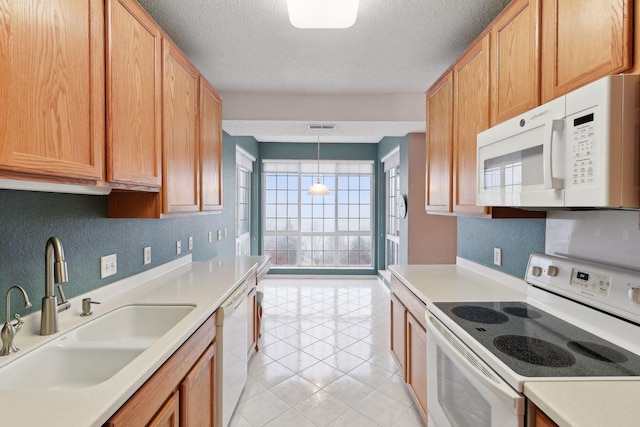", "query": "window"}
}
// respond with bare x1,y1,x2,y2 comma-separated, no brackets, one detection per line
262,160,374,268
382,148,400,268
236,147,255,256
